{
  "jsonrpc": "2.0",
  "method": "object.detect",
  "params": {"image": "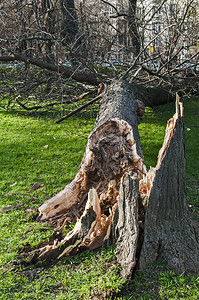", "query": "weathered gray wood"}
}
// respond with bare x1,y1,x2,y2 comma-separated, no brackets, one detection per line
139,103,199,273
115,174,139,279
